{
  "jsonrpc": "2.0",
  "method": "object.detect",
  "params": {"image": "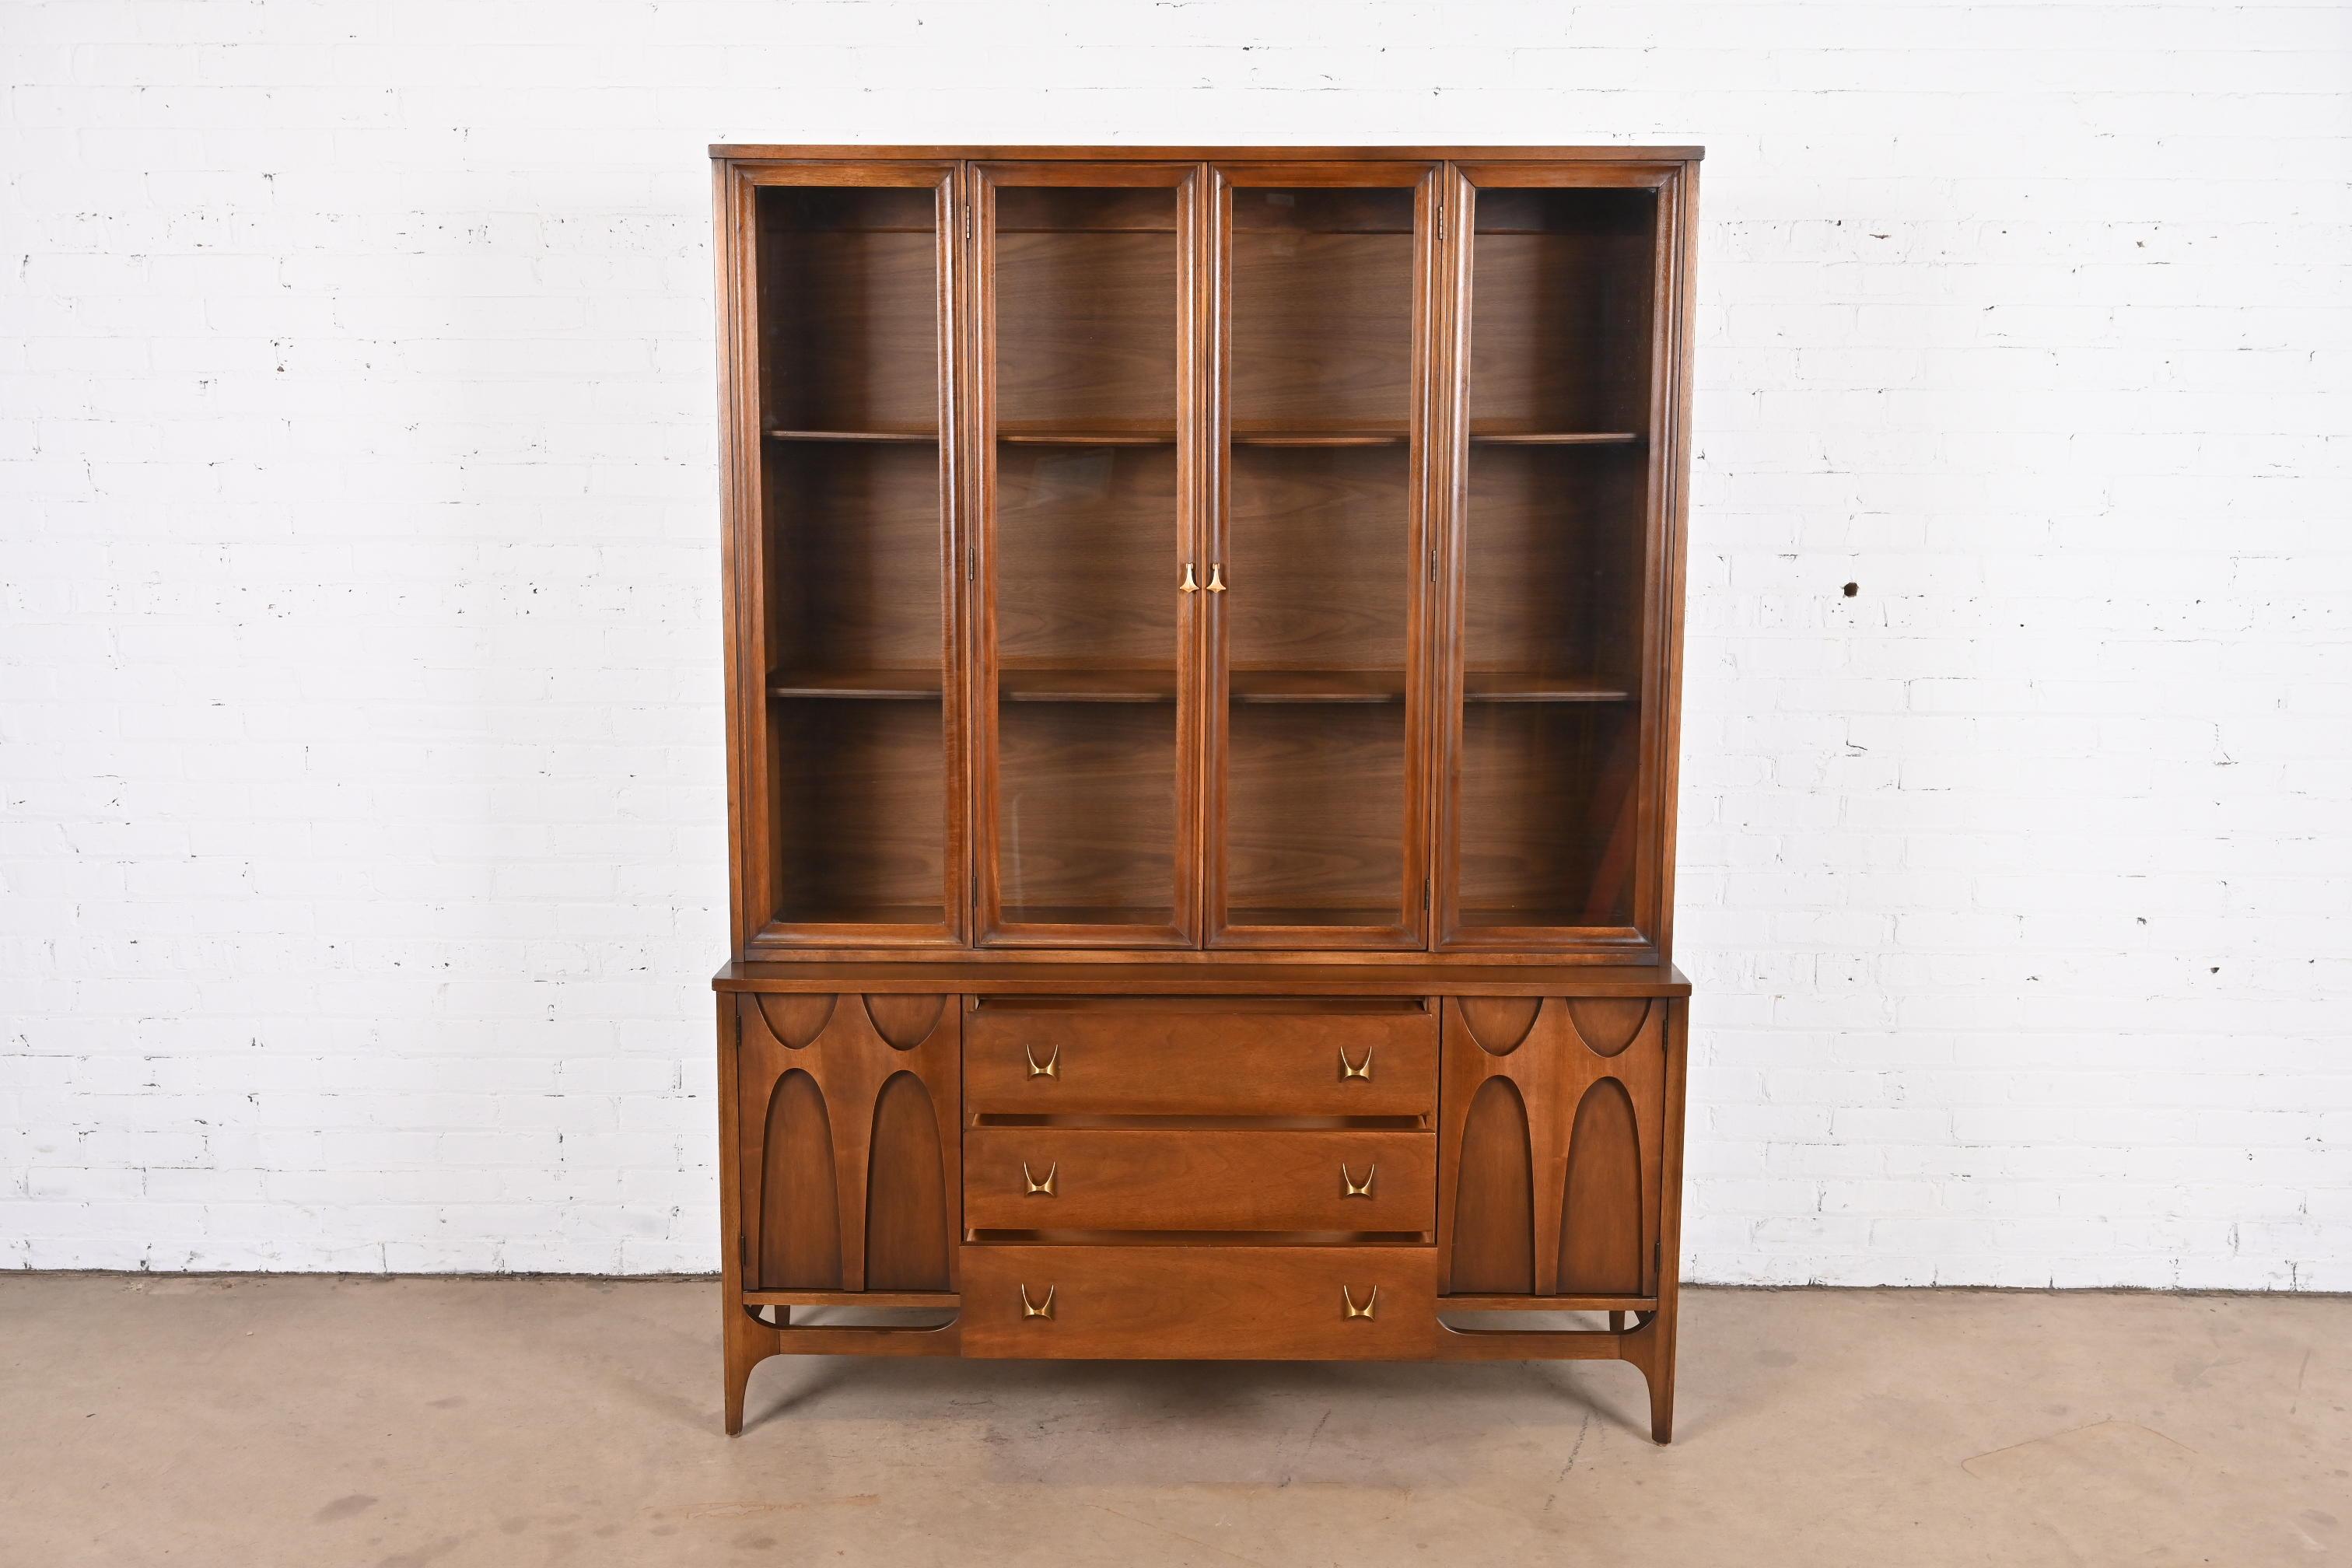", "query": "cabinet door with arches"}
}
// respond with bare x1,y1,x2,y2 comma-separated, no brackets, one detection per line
1437,993,1678,1299
732,992,962,1293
